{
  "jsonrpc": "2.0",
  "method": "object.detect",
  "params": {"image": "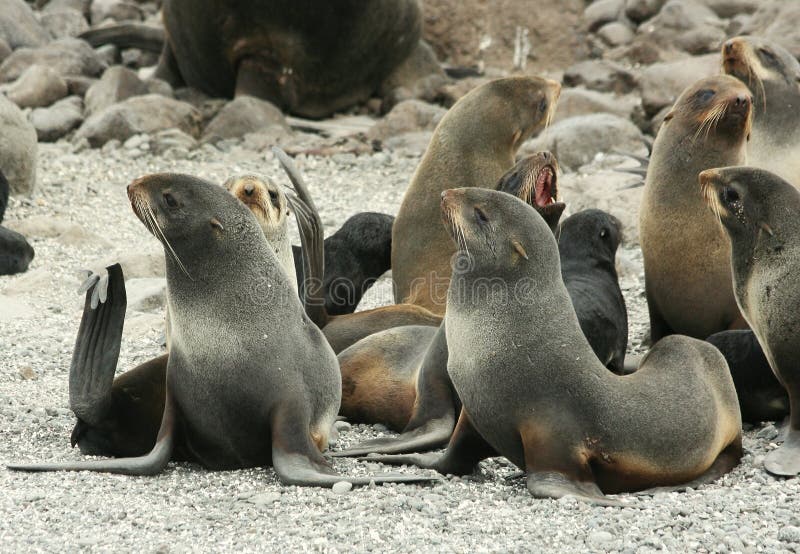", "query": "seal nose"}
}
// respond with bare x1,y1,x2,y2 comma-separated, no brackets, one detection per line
244,183,255,196
724,40,734,56
734,94,751,109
